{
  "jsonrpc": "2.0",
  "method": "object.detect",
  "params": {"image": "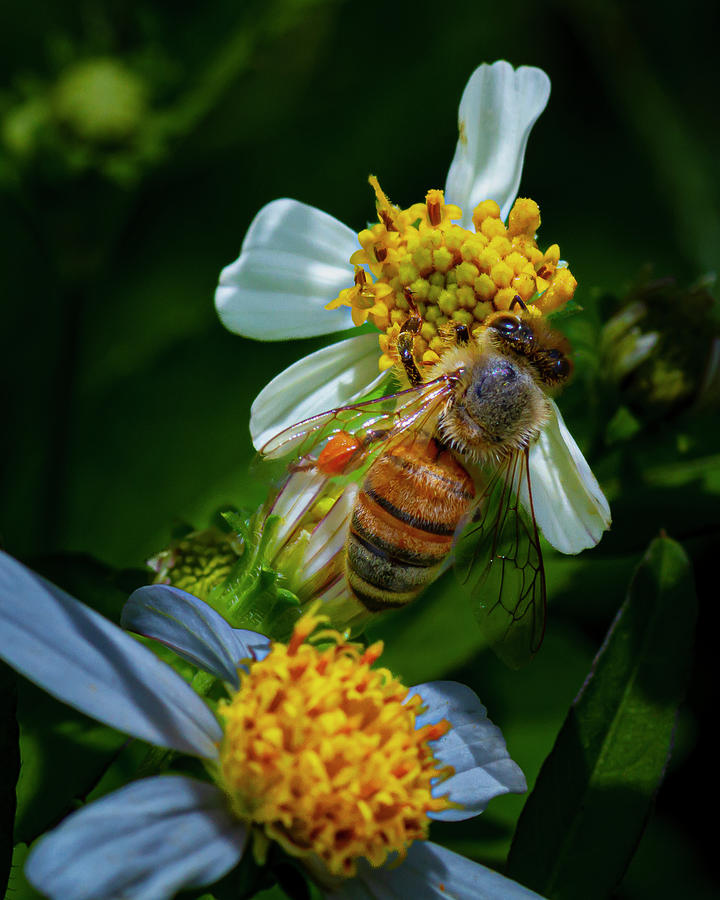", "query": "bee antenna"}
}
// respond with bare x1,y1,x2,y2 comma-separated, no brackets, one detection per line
509,295,528,312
